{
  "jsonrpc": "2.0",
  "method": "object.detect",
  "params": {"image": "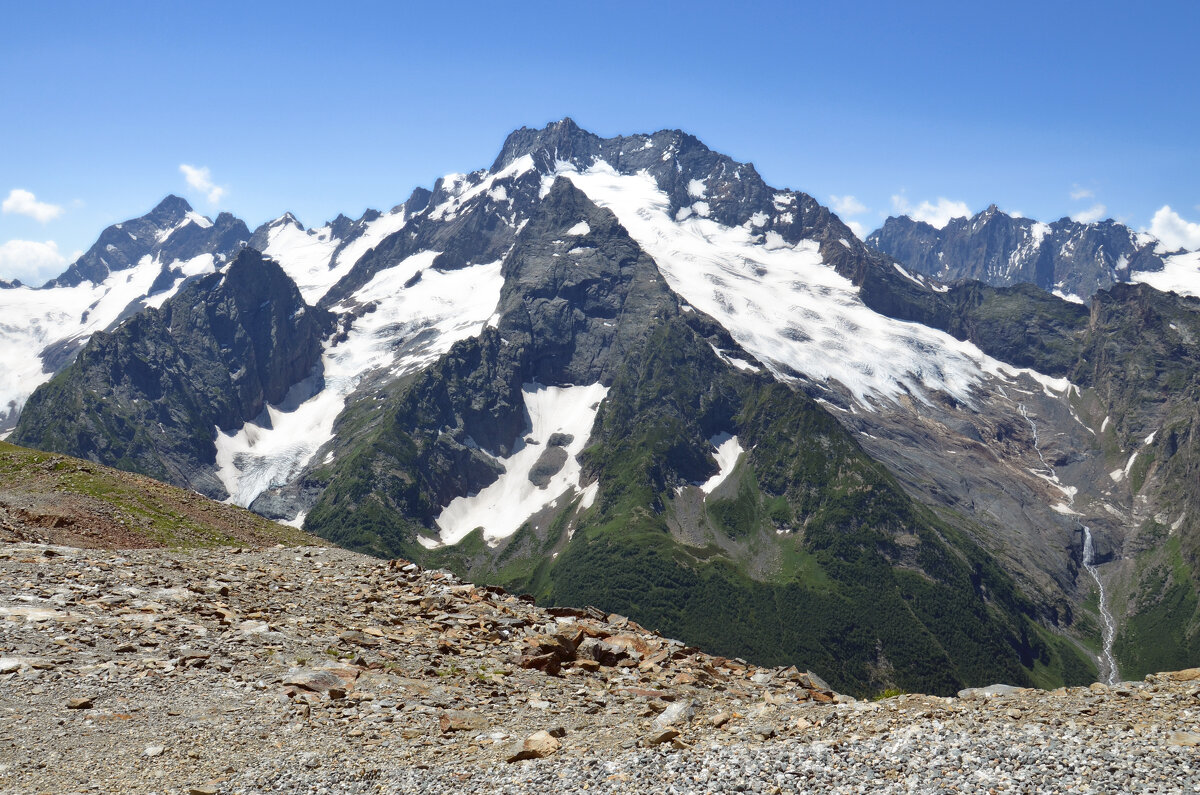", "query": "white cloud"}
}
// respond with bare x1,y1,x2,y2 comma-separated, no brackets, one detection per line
1072,204,1107,224
0,239,69,284
890,193,971,229
829,194,867,217
844,219,866,239
1146,205,1200,251
2,189,63,223
1070,186,1095,201
179,164,226,204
